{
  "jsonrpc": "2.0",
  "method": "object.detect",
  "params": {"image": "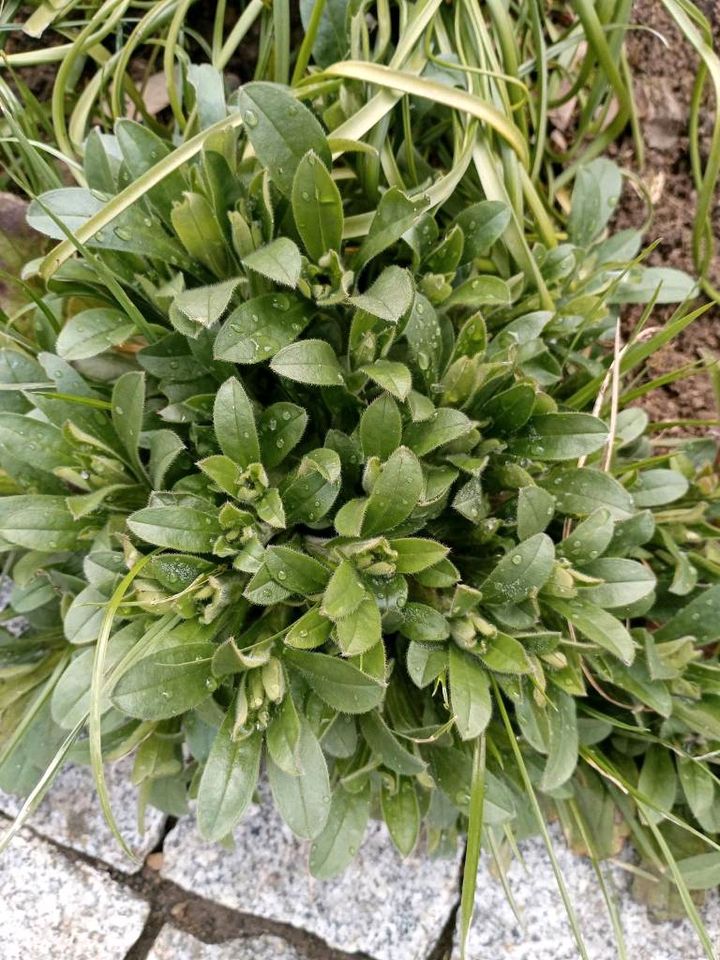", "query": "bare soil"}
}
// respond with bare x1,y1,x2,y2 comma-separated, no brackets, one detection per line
612,0,720,424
